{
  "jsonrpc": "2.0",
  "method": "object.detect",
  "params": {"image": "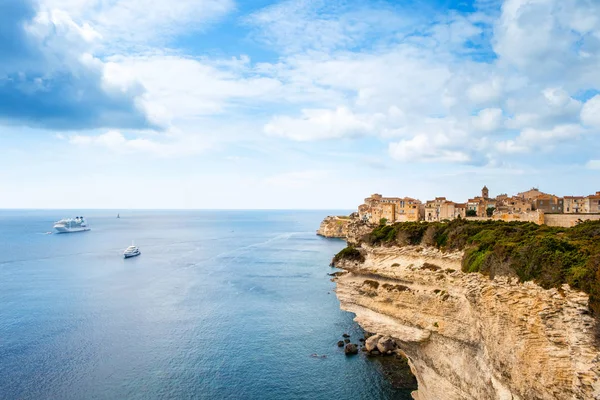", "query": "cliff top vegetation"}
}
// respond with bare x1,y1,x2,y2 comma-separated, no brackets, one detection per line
336,219,600,314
